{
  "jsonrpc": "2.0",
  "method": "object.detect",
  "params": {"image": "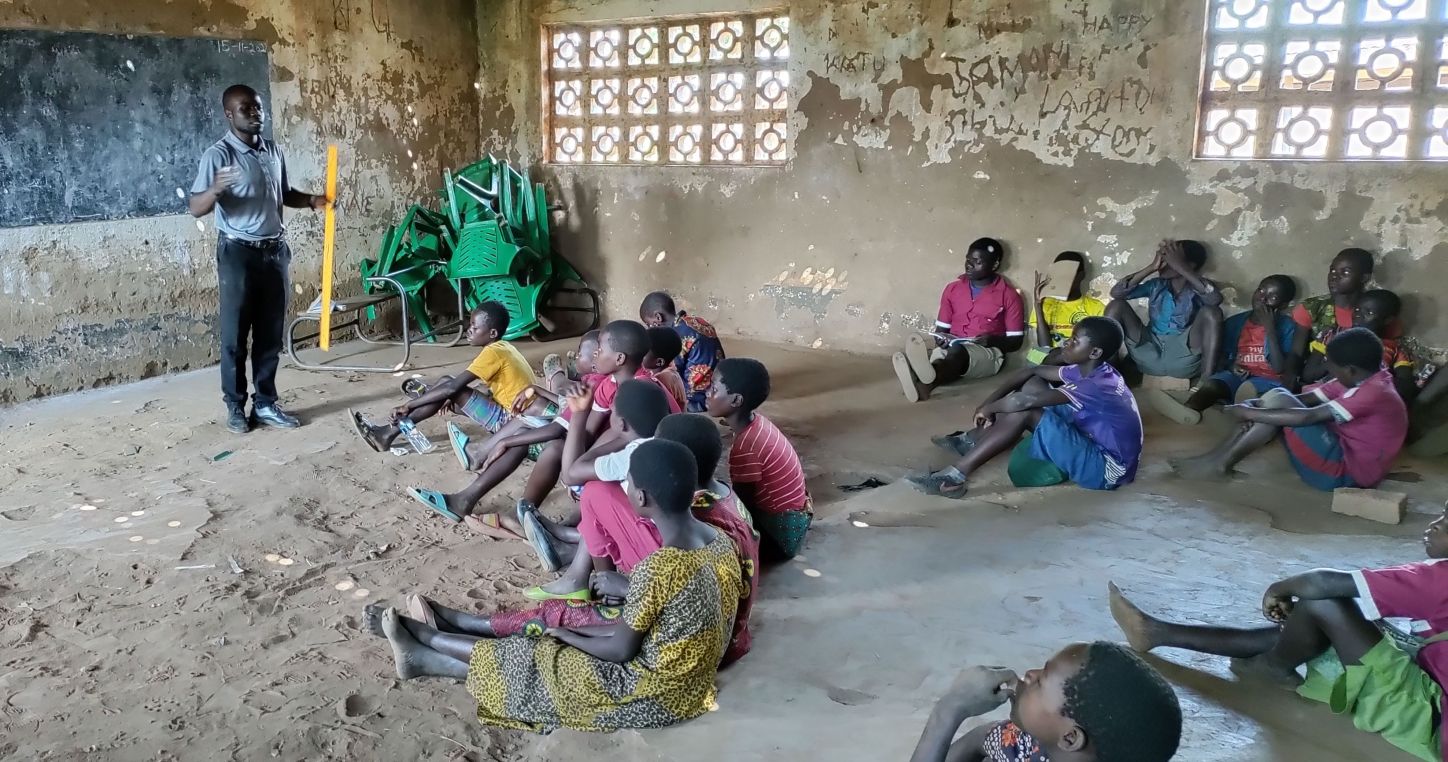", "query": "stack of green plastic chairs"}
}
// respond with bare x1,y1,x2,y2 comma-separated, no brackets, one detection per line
360,154,579,343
